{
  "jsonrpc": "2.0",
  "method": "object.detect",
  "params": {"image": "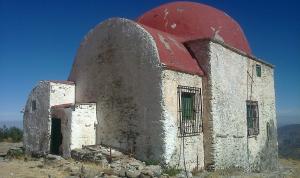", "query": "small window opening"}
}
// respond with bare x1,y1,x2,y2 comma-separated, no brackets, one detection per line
256,64,261,77
32,100,36,111
267,122,271,141
246,100,259,136
178,86,202,136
